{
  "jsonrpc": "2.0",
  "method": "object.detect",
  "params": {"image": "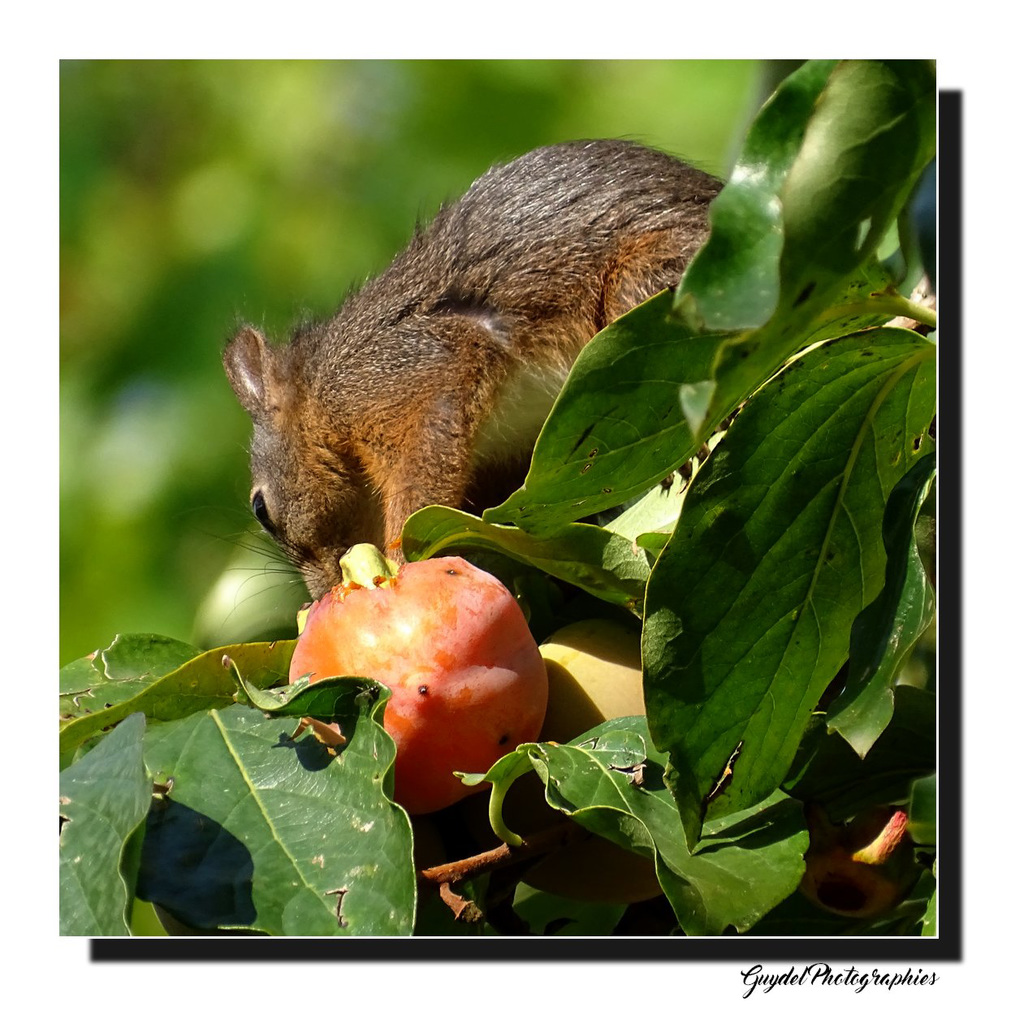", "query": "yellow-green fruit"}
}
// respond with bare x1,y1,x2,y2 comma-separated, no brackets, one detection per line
481,619,660,904
486,769,662,904
514,775,662,904
538,619,646,743
525,835,662,905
